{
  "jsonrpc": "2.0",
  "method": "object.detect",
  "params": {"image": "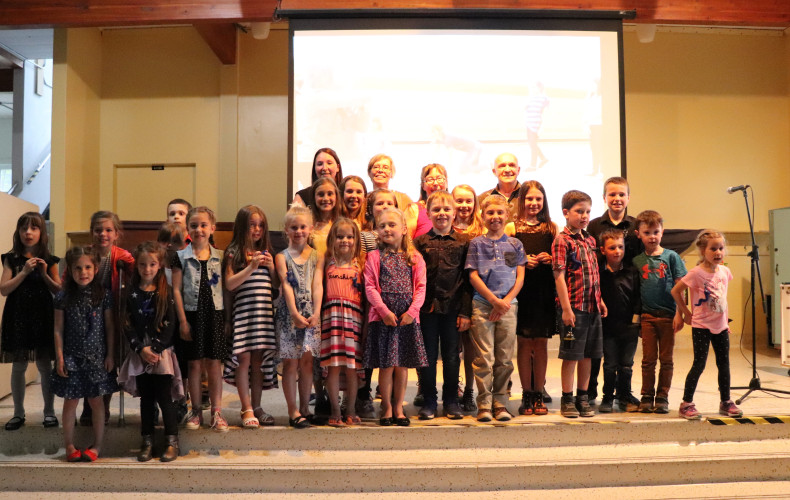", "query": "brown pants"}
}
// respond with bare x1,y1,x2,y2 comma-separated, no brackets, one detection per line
640,313,675,399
